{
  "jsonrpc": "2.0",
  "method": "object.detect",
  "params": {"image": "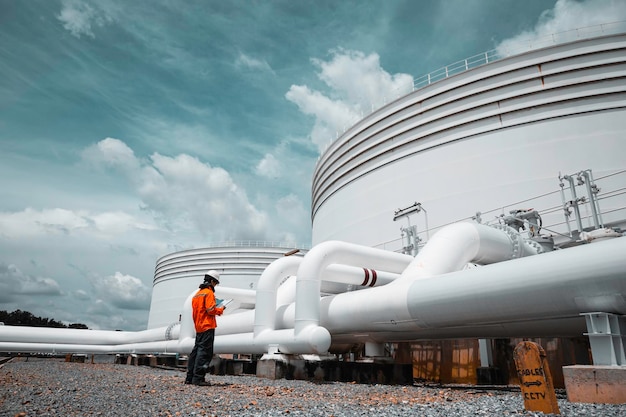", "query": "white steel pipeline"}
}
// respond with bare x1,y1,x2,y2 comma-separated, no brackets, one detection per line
7,222,616,355
253,257,407,337
214,223,536,353
200,243,413,354
0,222,525,355
295,241,416,334
237,242,415,354
0,324,179,346
256,222,540,346
0,340,186,355
215,287,256,305
399,222,538,280
216,260,406,338
254,256,302,337
213,249,411,354
275,266,399,306
0,256,404,354
323,264,401,287
319,222,543,335
322,233,626,340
